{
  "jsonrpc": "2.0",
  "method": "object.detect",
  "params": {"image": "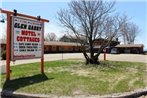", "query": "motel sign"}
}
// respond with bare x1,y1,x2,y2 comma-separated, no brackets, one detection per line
11,16,43,60
1,9,49,80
